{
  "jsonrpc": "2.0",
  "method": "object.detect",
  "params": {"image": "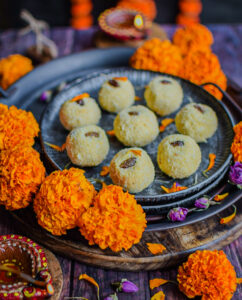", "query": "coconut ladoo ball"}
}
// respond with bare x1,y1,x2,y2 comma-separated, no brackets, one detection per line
66,125,109,167
110,148,155,193
114,105,159,147
157,134,201,179
98,76,135,113
59,93,101,131
175,103,218,143
144,76,183,116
